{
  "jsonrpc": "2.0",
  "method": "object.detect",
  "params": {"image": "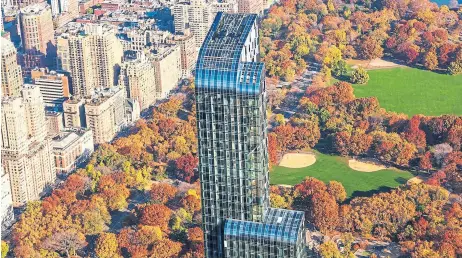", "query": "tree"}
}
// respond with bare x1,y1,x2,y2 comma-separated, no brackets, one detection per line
139,204,173,231
1,241,9,258
319,241,342,258
270,193,290,209
187,227,204,243
327,181,347,203
42,230,87,258
311,191,339,232
268,133,279,165
95,233,121,258
350,67,369,84
448,60,462,75
175,154,198,183
423,50,438,71
157,96,183,117
151,239,182,257
332,59,347,77
181,194,201,213
358,36,384,60
150,183,178,204
274,114,285,126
